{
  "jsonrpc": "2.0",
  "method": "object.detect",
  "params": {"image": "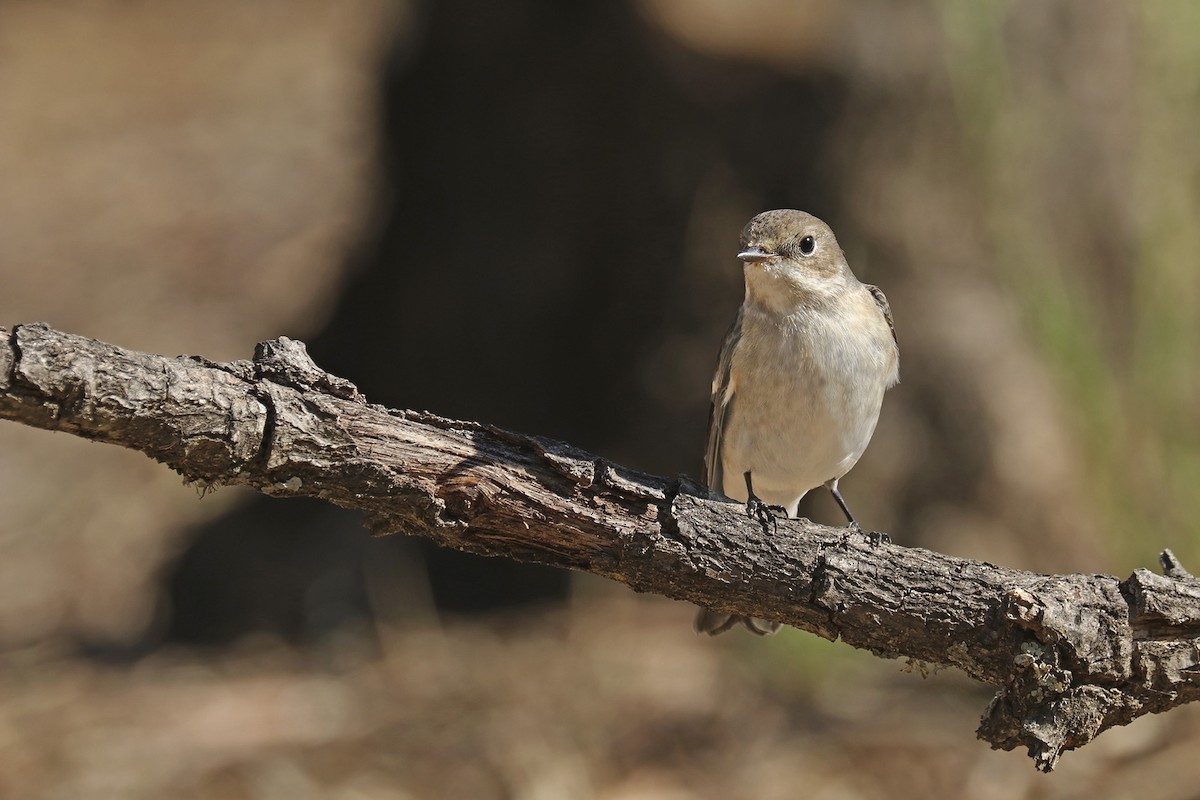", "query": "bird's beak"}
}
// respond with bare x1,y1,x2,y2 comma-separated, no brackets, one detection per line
737,247,776,264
